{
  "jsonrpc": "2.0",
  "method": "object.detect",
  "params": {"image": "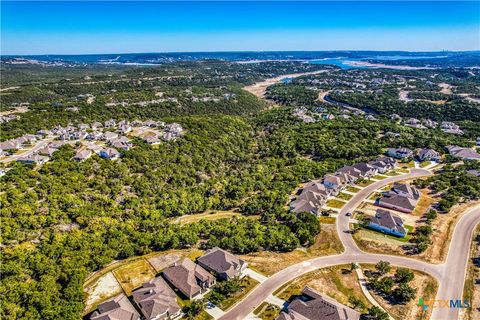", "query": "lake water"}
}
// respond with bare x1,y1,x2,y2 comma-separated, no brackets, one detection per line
309,55,445,69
